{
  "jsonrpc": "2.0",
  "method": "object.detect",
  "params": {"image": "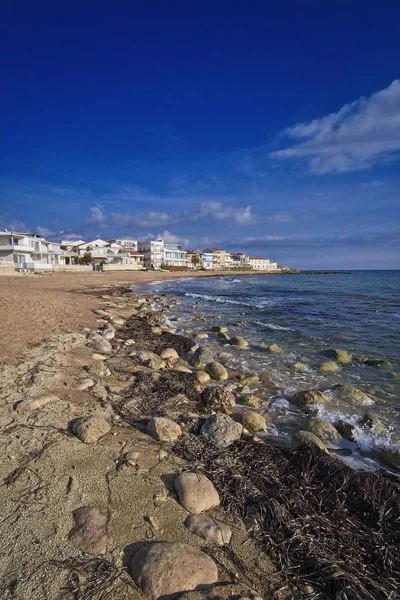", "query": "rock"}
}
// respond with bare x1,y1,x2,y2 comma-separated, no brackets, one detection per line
101,325,116,340
196,332,209,339
335,419,356,440
189,347,214,368
291,389,330,407
360,411,386,434
124,339,136,346
242,410,267,432
15,394,59,413
89,338,112,354
319,361,340,373
151,326,163,335
174,365,193,373
266,344,282,353
292,430,329,453
174,472,220,514
240,394,263,407
130,542,218,600
294,362,308,371
239,375,259,386
196,371,211,383
160,348,179,361
110,316,124,326
229,336,248,348
177,583,261,600
211,326,228,333
94,309,111,317
86,362,111,378
200,414,243,448
218,332,230,341
68,506,108,554
330,349,352,364
307,419,341,444
205,361,228,381
185,514,231,545
147,417,182,442
69,416,111,444
201,386,235,413
73,378,95,390
263,434,292,451
135,351,166,371
334,384,374,406
91,353,108,360
365,358,391,369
